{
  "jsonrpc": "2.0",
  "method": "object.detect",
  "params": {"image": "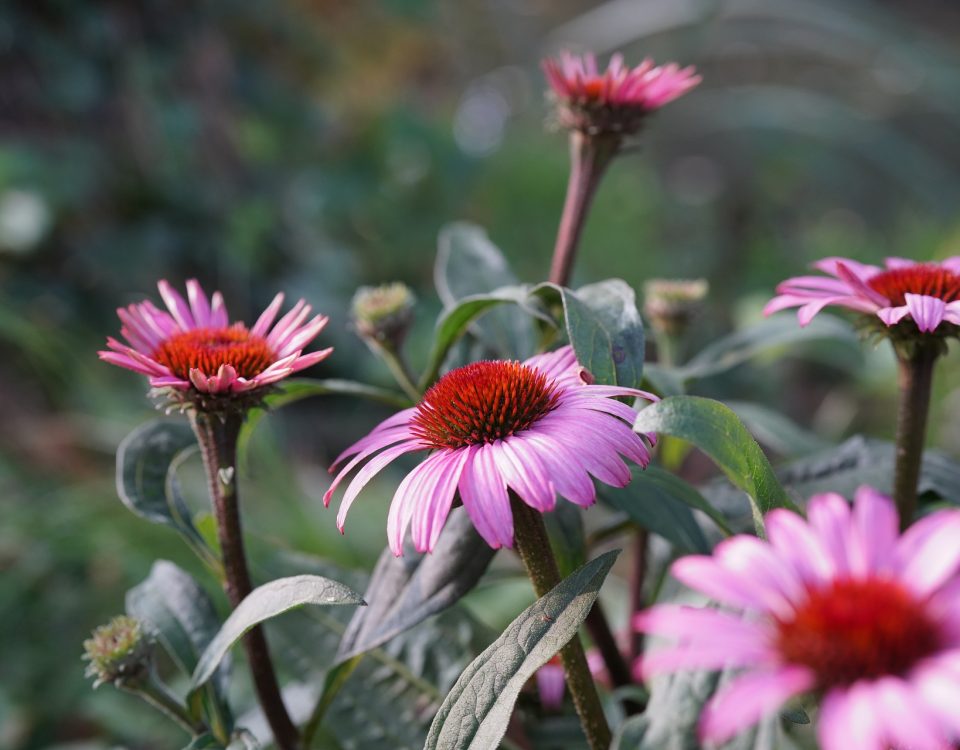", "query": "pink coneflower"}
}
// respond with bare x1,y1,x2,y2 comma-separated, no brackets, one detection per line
764,256,960,334
535,655,566,711
543,51,700,135
635,487,960,749
325,346,657,554
99,279,332,398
